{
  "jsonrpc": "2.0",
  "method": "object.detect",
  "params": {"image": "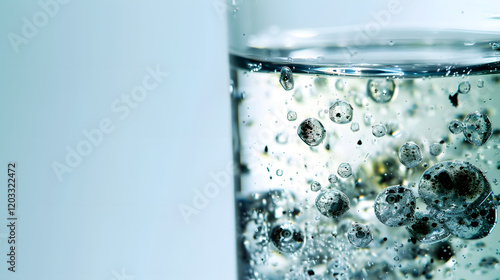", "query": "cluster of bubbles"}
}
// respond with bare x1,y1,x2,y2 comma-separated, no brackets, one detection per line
372,161,498,244
448,112,492,146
